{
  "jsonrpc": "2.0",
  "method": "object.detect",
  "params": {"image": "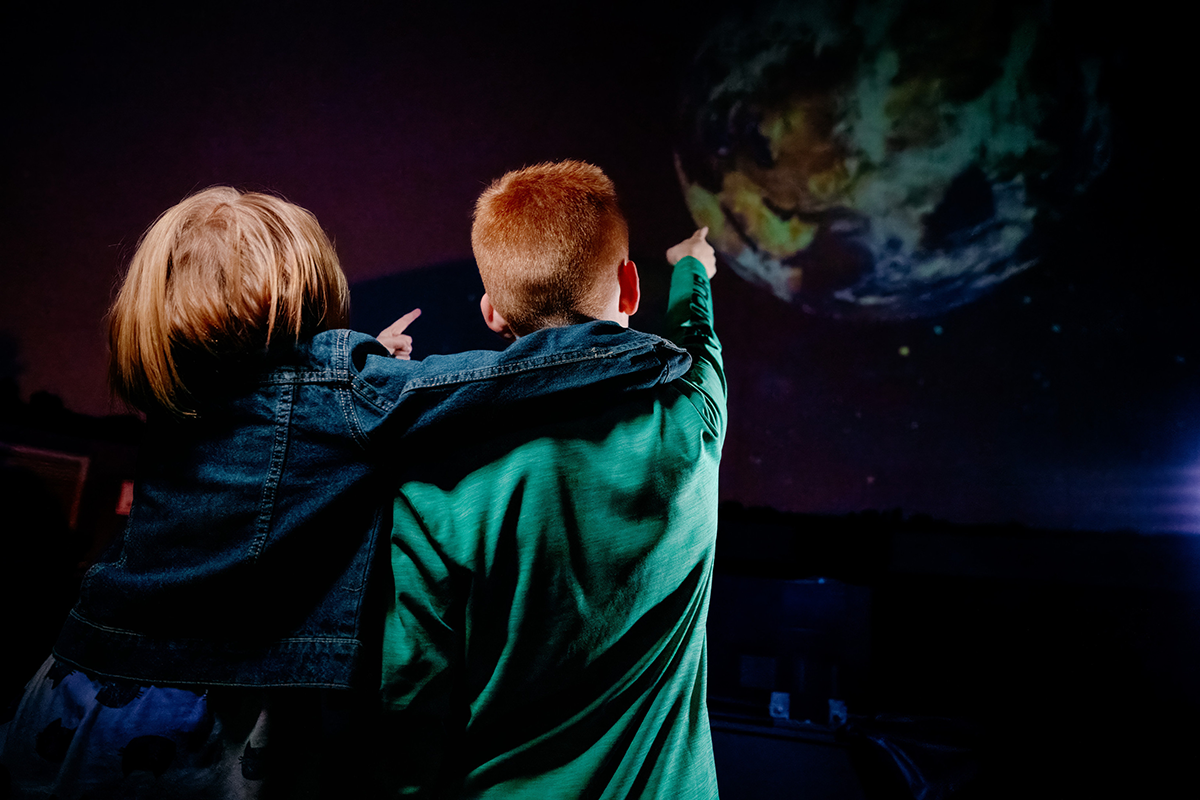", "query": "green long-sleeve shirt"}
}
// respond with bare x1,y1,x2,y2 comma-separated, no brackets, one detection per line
381,255,726,798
